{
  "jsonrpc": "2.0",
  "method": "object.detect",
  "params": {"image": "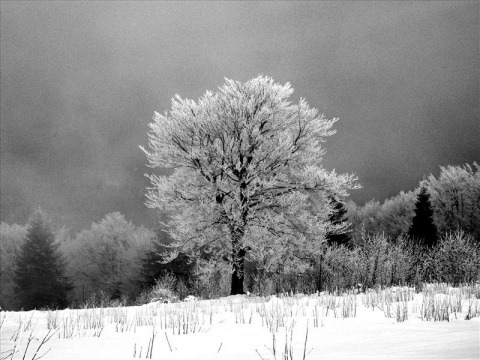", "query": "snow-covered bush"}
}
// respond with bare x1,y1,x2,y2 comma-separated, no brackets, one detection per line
190,259,230,299
308,234,419,293
136,272,179,304
83,290,128,308
423,231,480,286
